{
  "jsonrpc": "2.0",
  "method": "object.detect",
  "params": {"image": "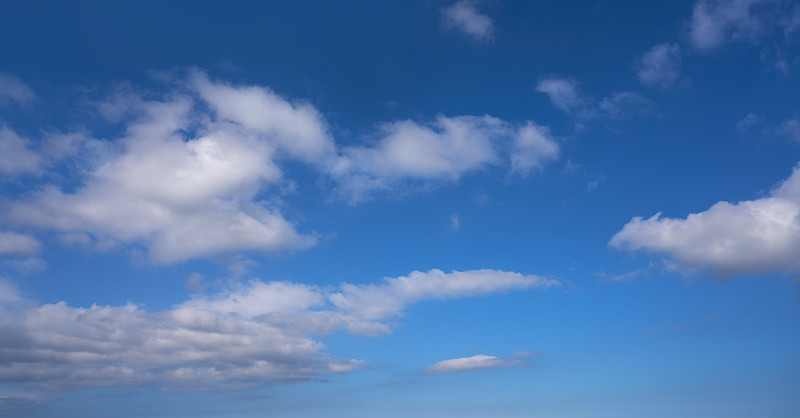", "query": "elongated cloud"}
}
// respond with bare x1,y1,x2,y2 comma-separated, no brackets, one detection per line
424,352,537,375
611,163,800,277
0,126,42,177
0,269,557,391
688,0,797,51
